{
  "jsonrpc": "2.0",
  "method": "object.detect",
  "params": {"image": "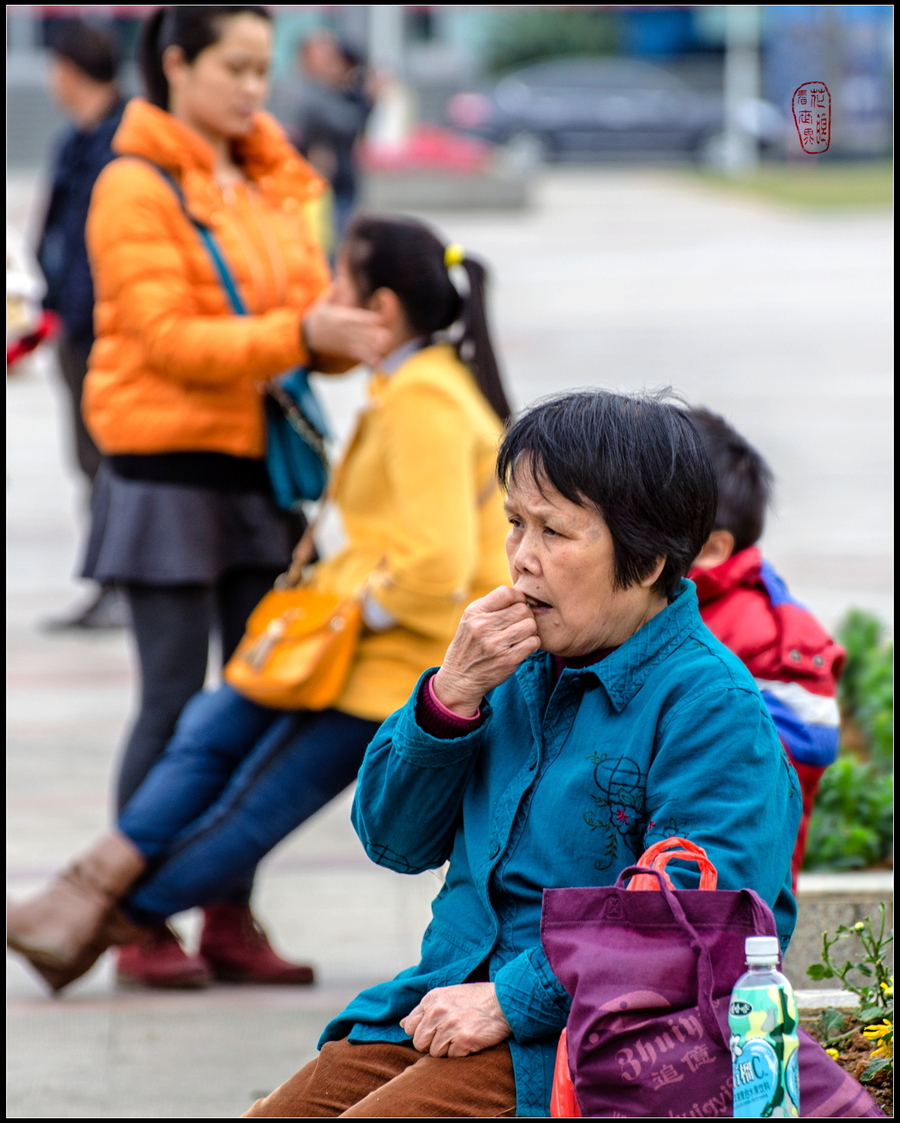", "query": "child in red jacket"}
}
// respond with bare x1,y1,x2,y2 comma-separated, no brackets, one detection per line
687,408,845,889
